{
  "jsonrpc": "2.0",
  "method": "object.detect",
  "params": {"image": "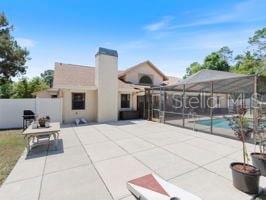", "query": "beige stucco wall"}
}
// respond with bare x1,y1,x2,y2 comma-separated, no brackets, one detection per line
95,53,118,122
36,90,52,98
61,89,97,123
124,62,164,86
